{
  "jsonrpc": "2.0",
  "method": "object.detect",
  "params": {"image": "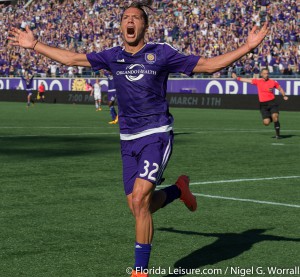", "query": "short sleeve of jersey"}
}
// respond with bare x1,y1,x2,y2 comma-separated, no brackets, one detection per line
252,79,258,85
163,43,200,76
273,80,280,89
86,49,113,72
